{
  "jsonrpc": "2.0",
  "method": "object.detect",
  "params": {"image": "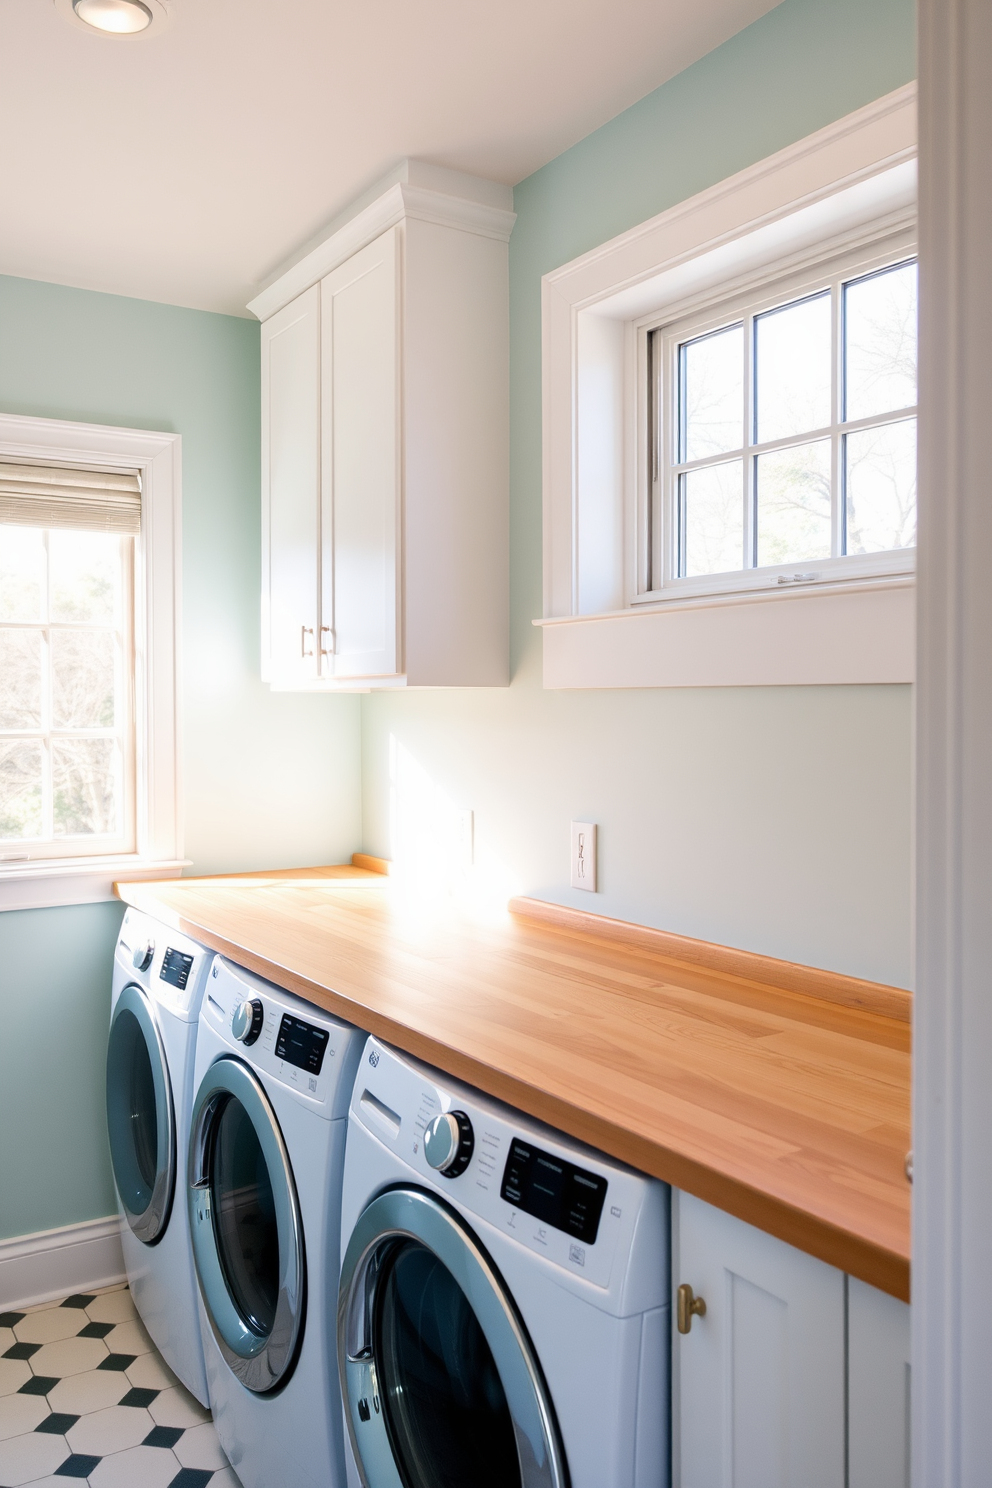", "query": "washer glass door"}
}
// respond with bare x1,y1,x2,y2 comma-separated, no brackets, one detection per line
339,1188,567,1488
377,1238,520,1487
106,983,175,1244
189,1056,304,1394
